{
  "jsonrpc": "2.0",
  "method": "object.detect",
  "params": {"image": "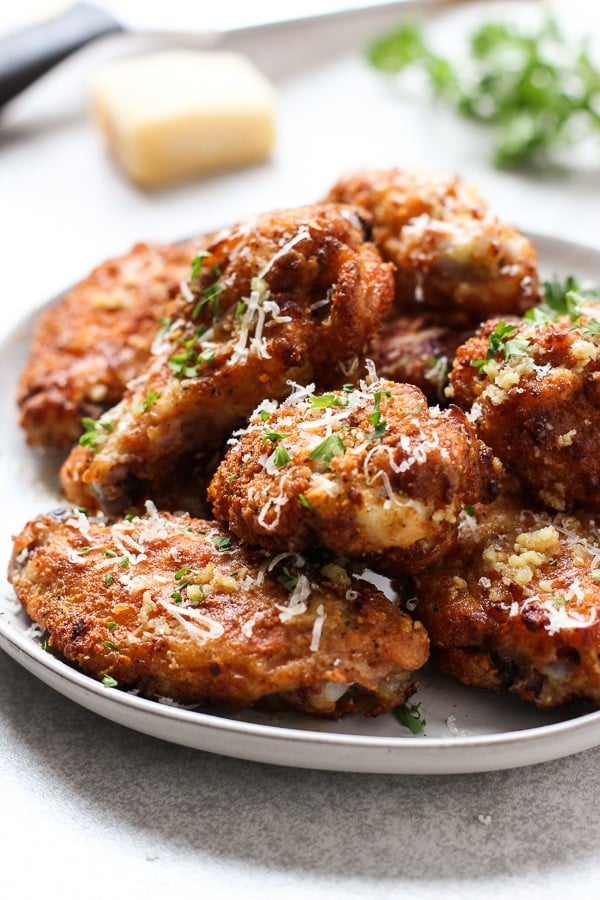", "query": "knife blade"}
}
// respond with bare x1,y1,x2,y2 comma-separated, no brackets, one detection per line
0,0,447,108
